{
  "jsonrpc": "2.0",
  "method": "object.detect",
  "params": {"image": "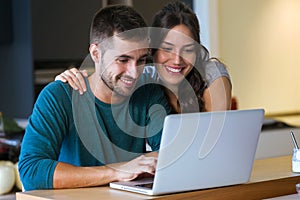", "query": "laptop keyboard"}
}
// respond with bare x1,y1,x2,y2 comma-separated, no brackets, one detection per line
136,183,153,189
